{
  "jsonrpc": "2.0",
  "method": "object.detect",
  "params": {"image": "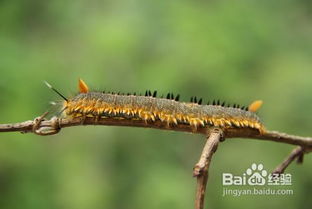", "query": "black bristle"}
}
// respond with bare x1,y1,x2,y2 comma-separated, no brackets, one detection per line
241,106,245,110
233,104,236,108
127,93,130,96
153,91,157,97
195,96,198,103
221,101,225,107
149,90,152,96
237,104,240,108
103,91,105,93
217,100,220,105
117,91,120,95
44,81,68,102
145,90,148,96
175,94,180,101
166,93,171,99
207,101,210,105
212,100,216,105
171,93,174,100
227,104,231,107
198,98,202,105
245,107,249,111
133,92,136,95
190,97,193,102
